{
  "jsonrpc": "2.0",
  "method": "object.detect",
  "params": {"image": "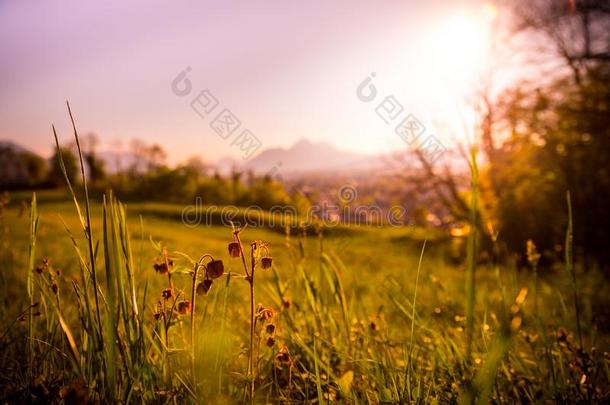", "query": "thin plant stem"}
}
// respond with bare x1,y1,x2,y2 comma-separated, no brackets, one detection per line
233,230,256,402
191,254,213,387
406,240,427,400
